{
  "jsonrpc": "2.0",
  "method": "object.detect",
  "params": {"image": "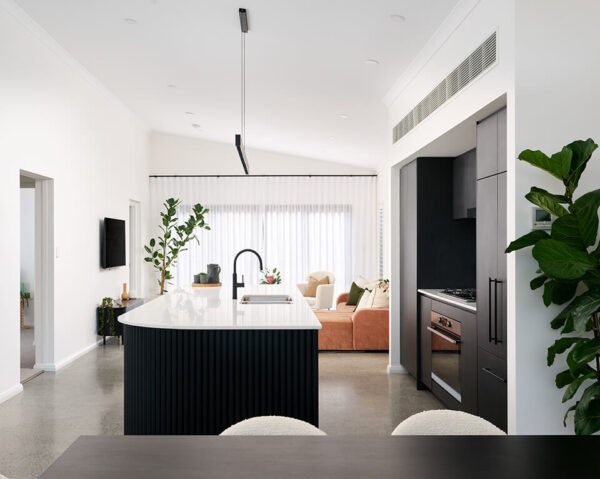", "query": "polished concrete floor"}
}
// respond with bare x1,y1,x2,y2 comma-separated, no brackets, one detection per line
0,343,441,479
